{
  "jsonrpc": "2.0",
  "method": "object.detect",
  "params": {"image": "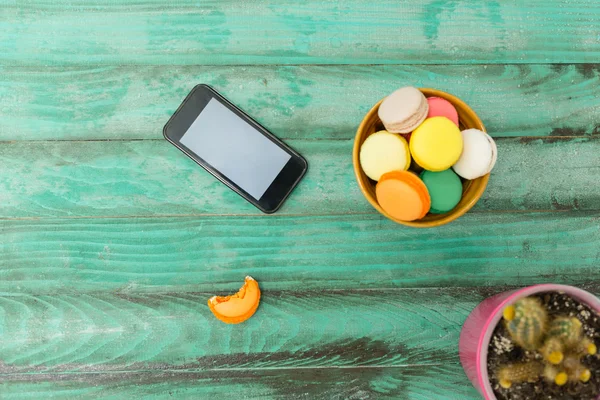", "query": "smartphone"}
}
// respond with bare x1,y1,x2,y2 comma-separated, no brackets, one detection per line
163,84,308,213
